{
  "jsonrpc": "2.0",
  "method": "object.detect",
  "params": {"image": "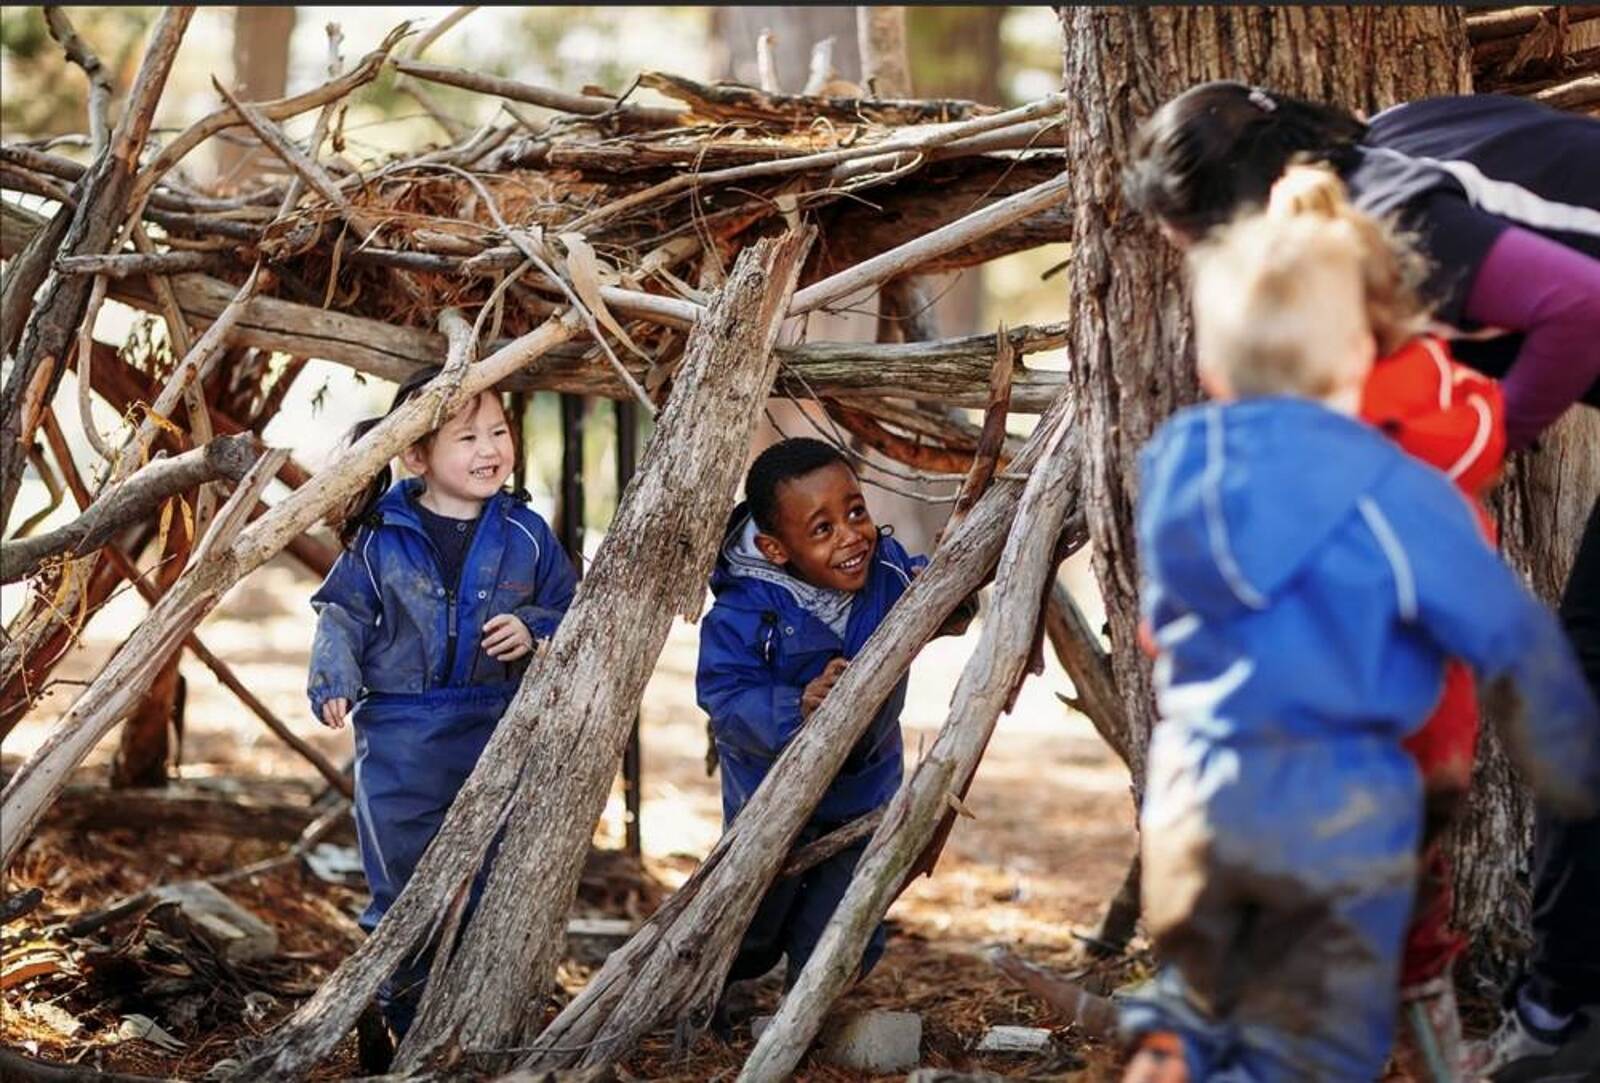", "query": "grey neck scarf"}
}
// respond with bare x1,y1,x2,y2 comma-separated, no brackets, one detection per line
724,516,855,639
